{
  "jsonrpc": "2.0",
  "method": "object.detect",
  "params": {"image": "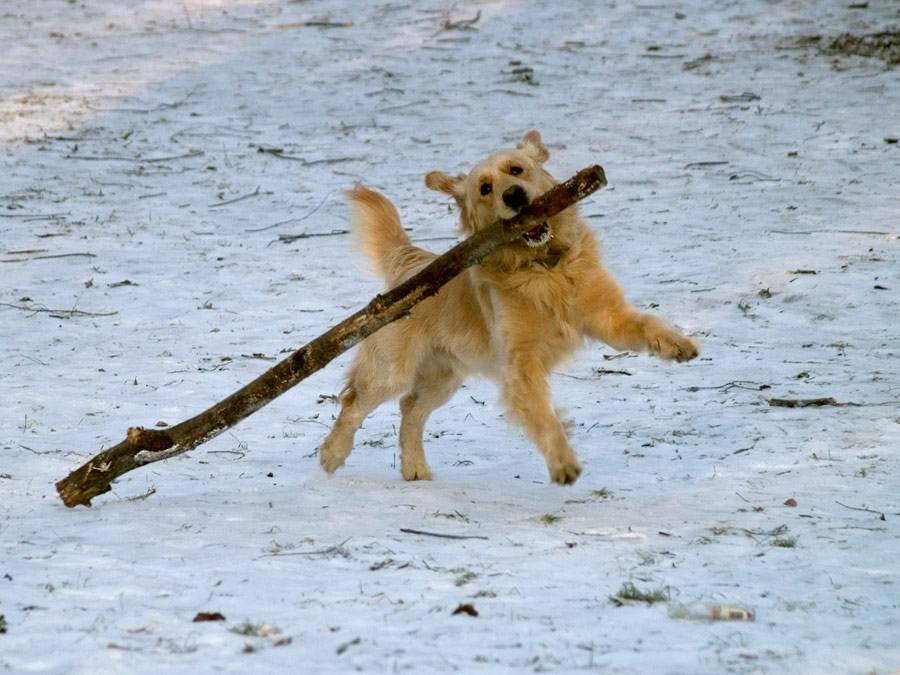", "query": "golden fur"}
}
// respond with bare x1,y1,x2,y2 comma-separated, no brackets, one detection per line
319,130,698,485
